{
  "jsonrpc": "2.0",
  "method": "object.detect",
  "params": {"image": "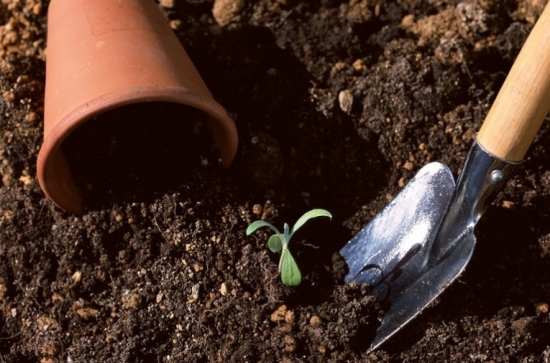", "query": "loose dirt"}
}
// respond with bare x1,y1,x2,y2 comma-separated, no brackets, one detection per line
1,0,550,362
